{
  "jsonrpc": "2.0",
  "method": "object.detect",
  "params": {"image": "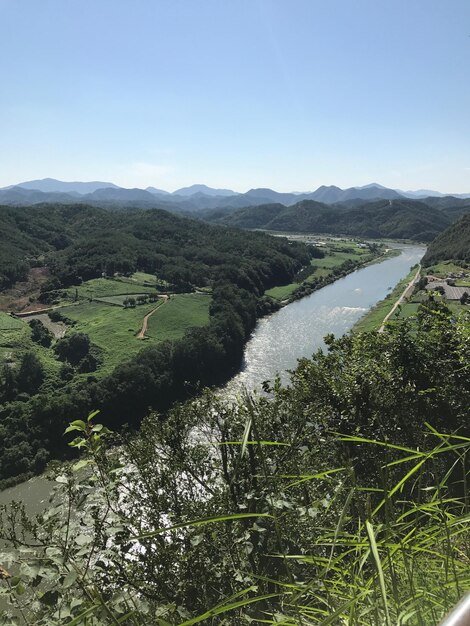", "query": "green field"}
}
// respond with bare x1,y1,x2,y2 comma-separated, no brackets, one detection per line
264,283,298,301
146,294,211,341
425,261,468,277
0,312,24,330
63,293,211,374
310,250,359,269
63,277,157,301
